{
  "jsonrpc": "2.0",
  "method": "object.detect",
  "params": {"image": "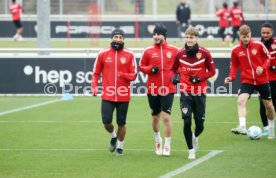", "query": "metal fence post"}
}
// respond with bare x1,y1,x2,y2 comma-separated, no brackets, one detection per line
59,0,63,15
152,0,157,20
37,0,51,54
